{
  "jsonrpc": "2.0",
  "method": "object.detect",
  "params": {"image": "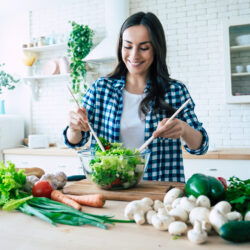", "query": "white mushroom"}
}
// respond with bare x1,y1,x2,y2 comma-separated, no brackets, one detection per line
187,220,208,244
201,220,212,233
158,207,168,217
168,221,187,236
151,214,175,231
196,195,211,208
163,188,183,205
189,207,210,225
244,211,250,221
124,200,152,225
226,211,242,221
188,195,197,203
209,208,228,233
168,207,188,222
213,201,231,214
179,197,196,213
146,210,157,224
141,197,154,206
172,197,182,208
153,200,164,211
